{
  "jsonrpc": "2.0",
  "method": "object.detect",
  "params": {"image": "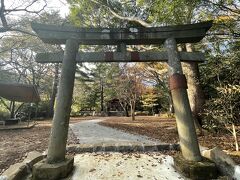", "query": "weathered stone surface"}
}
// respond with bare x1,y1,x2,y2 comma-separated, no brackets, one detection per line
0,176,8,180
71,153,185,179
68,144,100,153
1,151,46,180
104,144,117,152
201,147,237,178
36,51,205,63
117,144,135,152
31,21,213,45
156,144,170,151
174,154,218,180
144,144,158,151
32,157,74,180
169,143,181,151
23,151,46,170
130,143,144,152
212,176,231,180
165,38,202,161
80,144,94,153
46,39,79,163
234,166,240,180
92,143,104,152
67,143,180,153
2,163,27,180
